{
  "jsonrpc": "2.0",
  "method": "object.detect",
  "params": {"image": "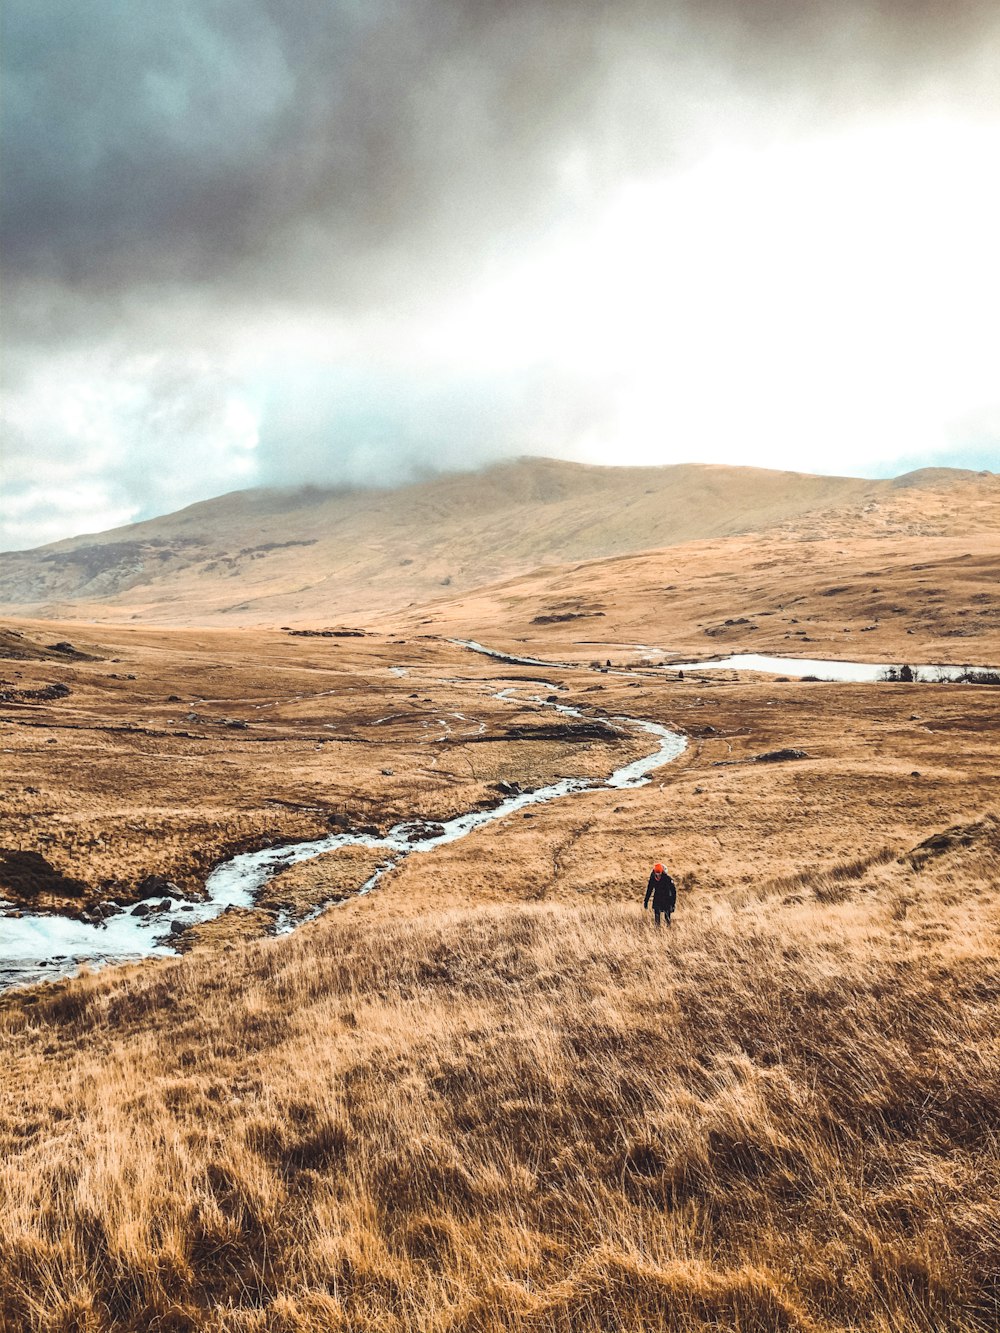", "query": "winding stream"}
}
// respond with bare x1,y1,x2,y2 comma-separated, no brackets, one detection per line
0,688,685,992
6,638,994,992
